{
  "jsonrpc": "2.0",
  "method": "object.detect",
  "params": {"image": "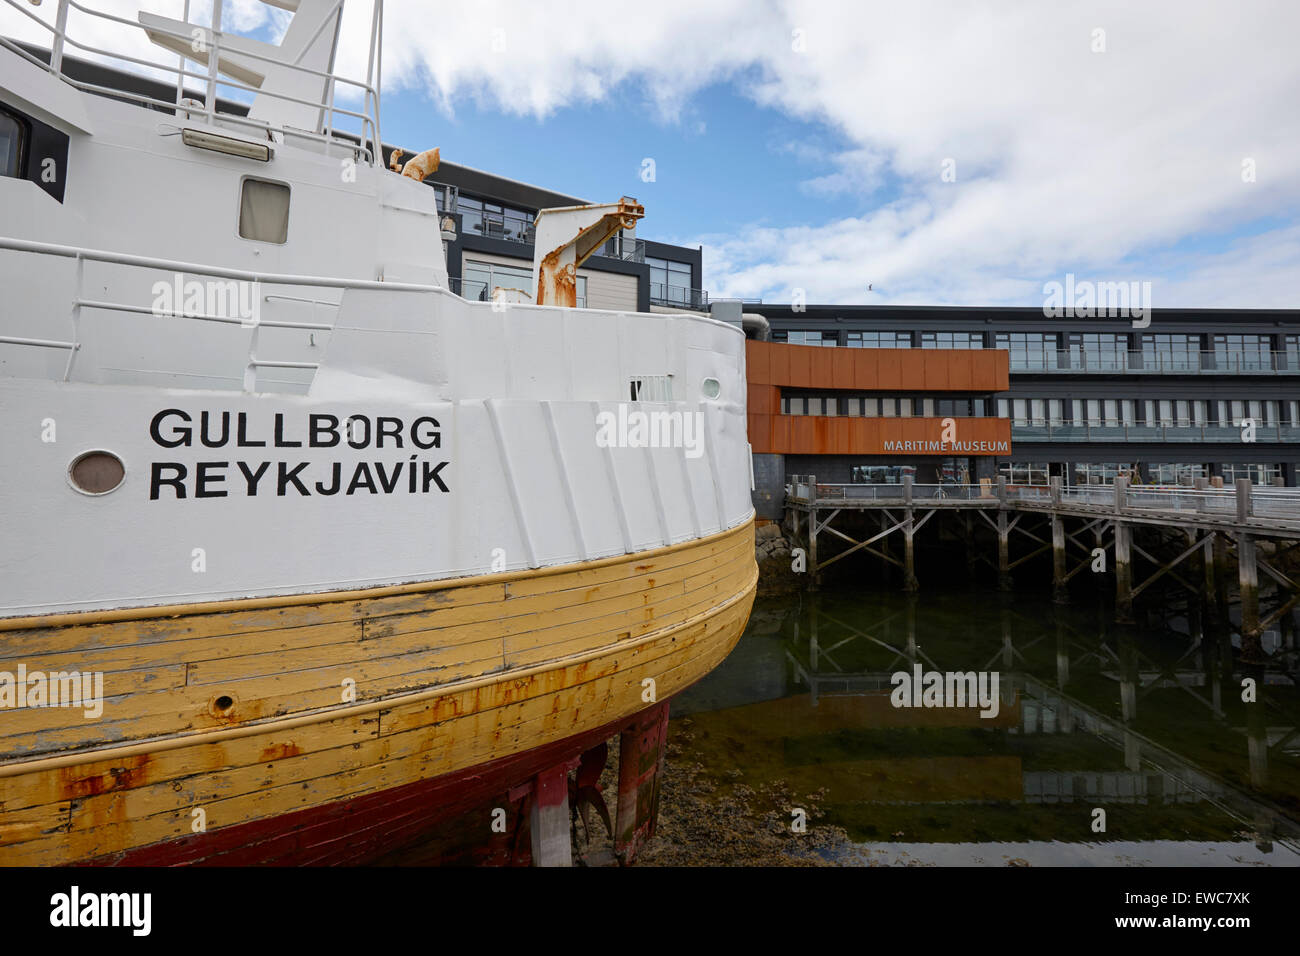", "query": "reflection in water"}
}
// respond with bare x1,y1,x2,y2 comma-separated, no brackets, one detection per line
671,588,1300,865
